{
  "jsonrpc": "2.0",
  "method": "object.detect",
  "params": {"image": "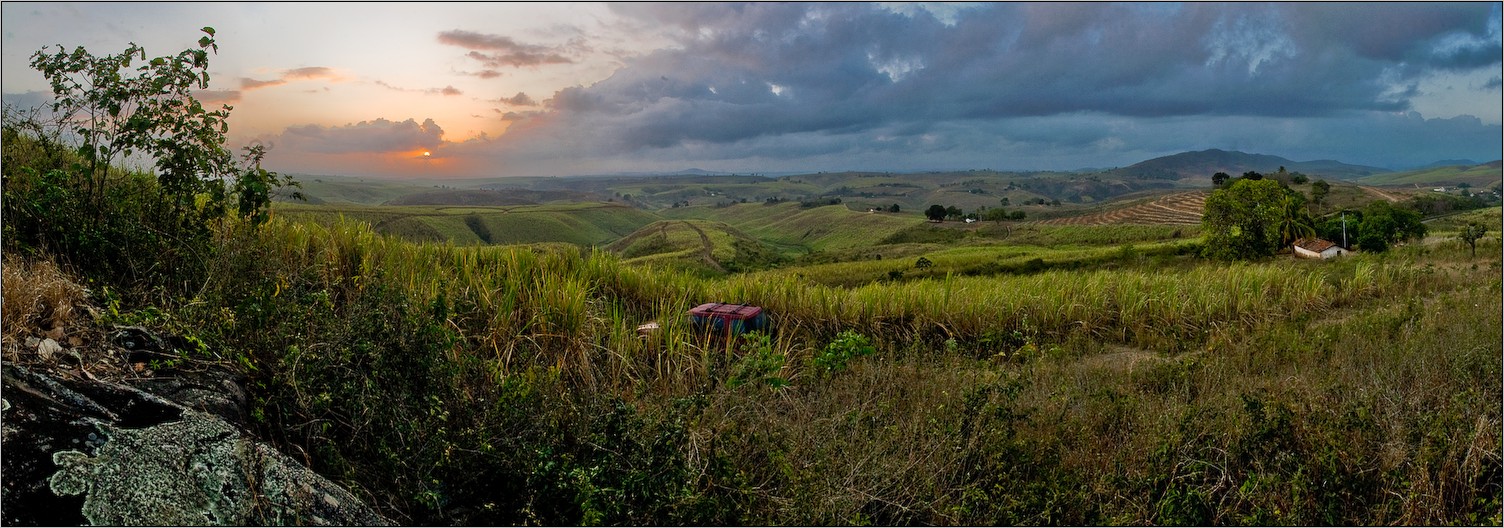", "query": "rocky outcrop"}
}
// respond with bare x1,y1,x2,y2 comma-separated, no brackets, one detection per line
1,364,391,526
